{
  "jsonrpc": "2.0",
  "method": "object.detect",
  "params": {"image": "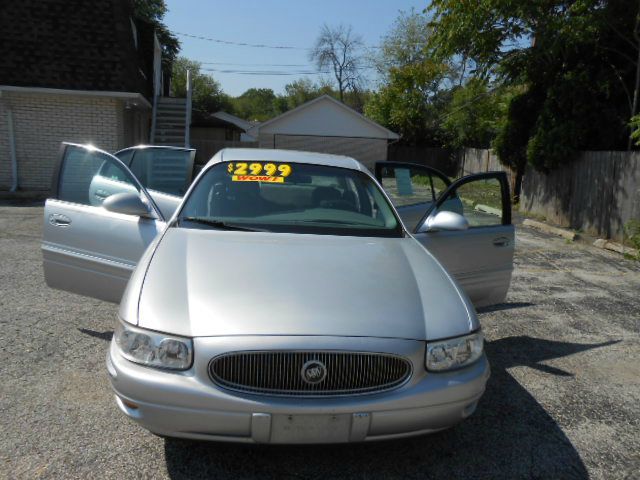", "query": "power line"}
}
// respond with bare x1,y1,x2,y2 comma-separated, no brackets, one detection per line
199,61,311,67
201,68,331,76
175,31,308,50
175,30,429,51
